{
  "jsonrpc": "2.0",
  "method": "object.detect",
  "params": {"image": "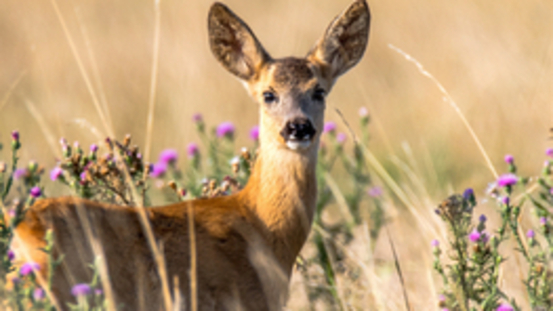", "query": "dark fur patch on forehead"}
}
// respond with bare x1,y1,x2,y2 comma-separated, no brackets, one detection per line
271,58,314,86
